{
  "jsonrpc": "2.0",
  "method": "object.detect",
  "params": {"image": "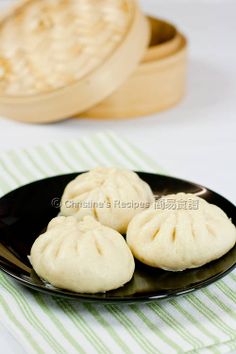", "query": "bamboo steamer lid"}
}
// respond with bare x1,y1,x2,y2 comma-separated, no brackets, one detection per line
0,0,150,123
81,17,188,119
